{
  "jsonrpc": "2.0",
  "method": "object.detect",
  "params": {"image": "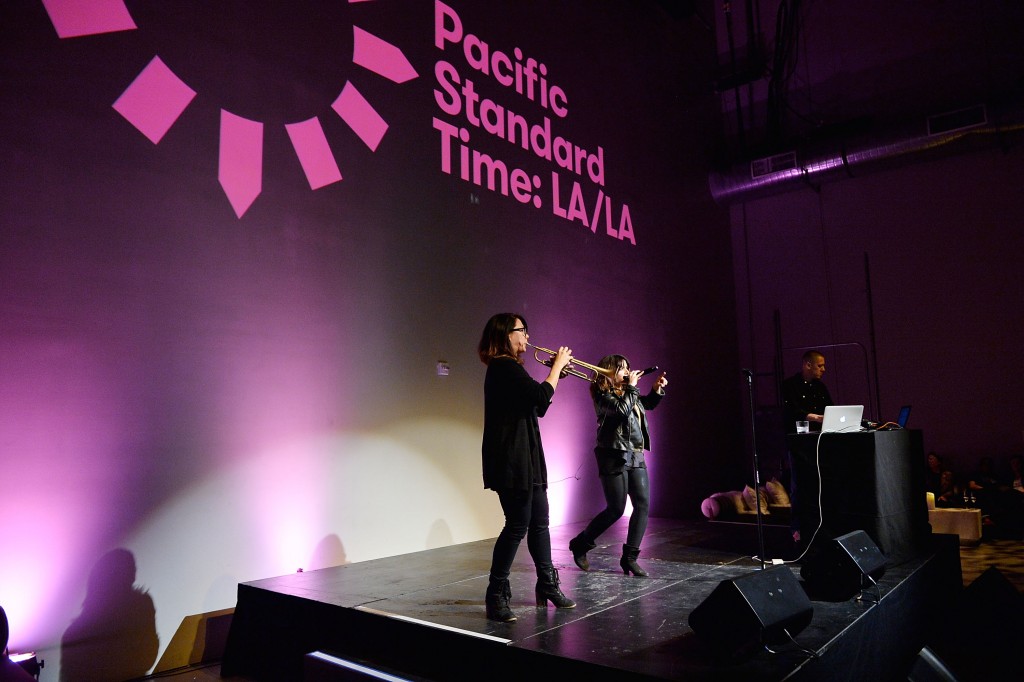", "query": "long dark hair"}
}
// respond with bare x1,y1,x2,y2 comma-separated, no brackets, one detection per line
478,313,527,365
590,354,628,400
